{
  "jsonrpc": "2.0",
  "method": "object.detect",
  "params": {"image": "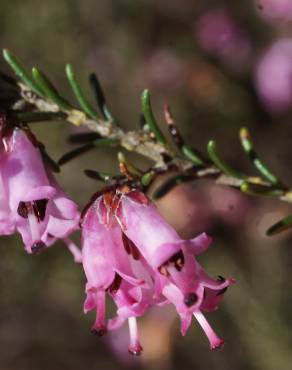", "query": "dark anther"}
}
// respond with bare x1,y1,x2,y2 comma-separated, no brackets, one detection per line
158,251,184,276
17,201,29,218
122,233,140,260
184,293,198,307
217,275,225,282
31,241,46,255
130,244,141,260
33,199,48,222
108,273,122,294
169,251,185,271
91,327,107,337
122,232,131,254
216,287,228,296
